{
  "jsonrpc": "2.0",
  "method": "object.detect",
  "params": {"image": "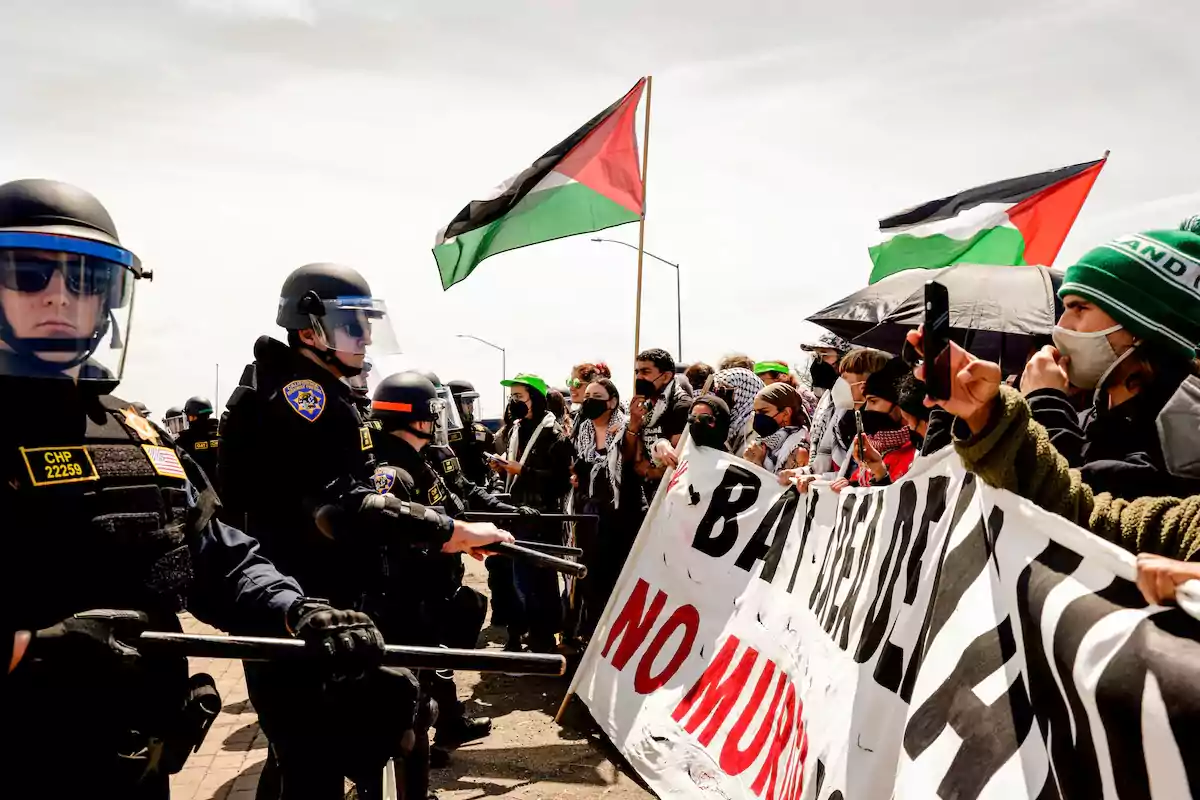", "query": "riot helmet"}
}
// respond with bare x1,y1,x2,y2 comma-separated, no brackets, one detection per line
131,401,150,417
276,262,399,377
416,369,463,432
184,396,213,421
0,179,146,380
163,405,187,436
371,371,450,448
447,378,481,424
